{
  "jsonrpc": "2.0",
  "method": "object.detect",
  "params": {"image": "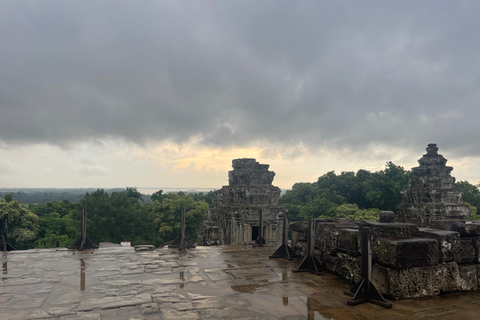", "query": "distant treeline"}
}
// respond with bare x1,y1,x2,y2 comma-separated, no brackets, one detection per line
0,188,215,250
2,163,480,250
0,190,87,204
0,188,155,205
